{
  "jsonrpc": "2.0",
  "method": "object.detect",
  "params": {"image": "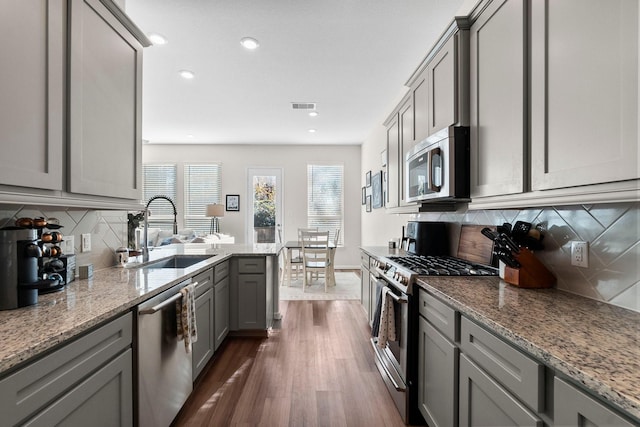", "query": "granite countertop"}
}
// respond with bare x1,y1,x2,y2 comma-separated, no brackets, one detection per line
0,243,279,375
361,246,640,421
